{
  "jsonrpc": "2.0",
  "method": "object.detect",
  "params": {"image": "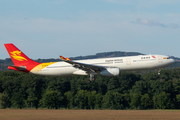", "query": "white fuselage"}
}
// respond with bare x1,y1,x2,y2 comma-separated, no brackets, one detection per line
31,55,175,76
